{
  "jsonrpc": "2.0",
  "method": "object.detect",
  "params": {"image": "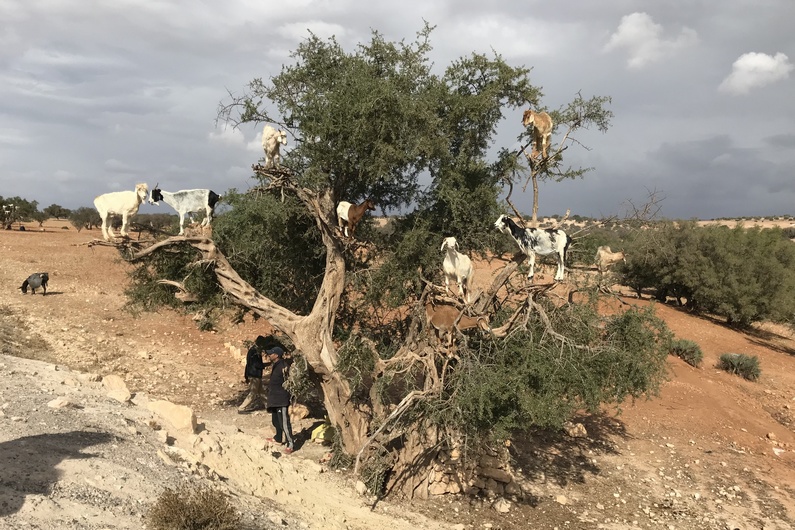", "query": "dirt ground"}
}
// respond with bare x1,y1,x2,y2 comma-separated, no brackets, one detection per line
1,219,795,530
